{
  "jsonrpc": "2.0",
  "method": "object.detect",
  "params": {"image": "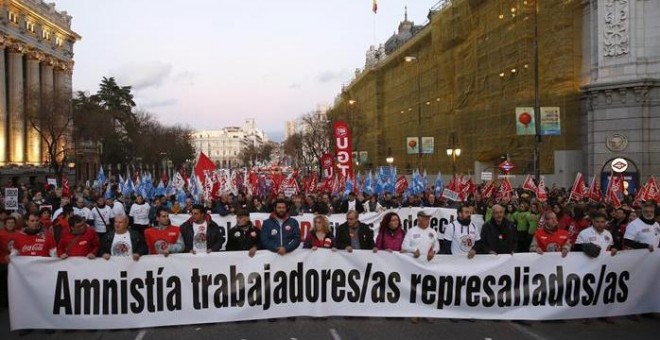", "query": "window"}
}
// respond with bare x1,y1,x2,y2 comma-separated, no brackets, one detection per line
26,20,35,33
55,36,63,47
42,29,50,40
8,11,18,24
